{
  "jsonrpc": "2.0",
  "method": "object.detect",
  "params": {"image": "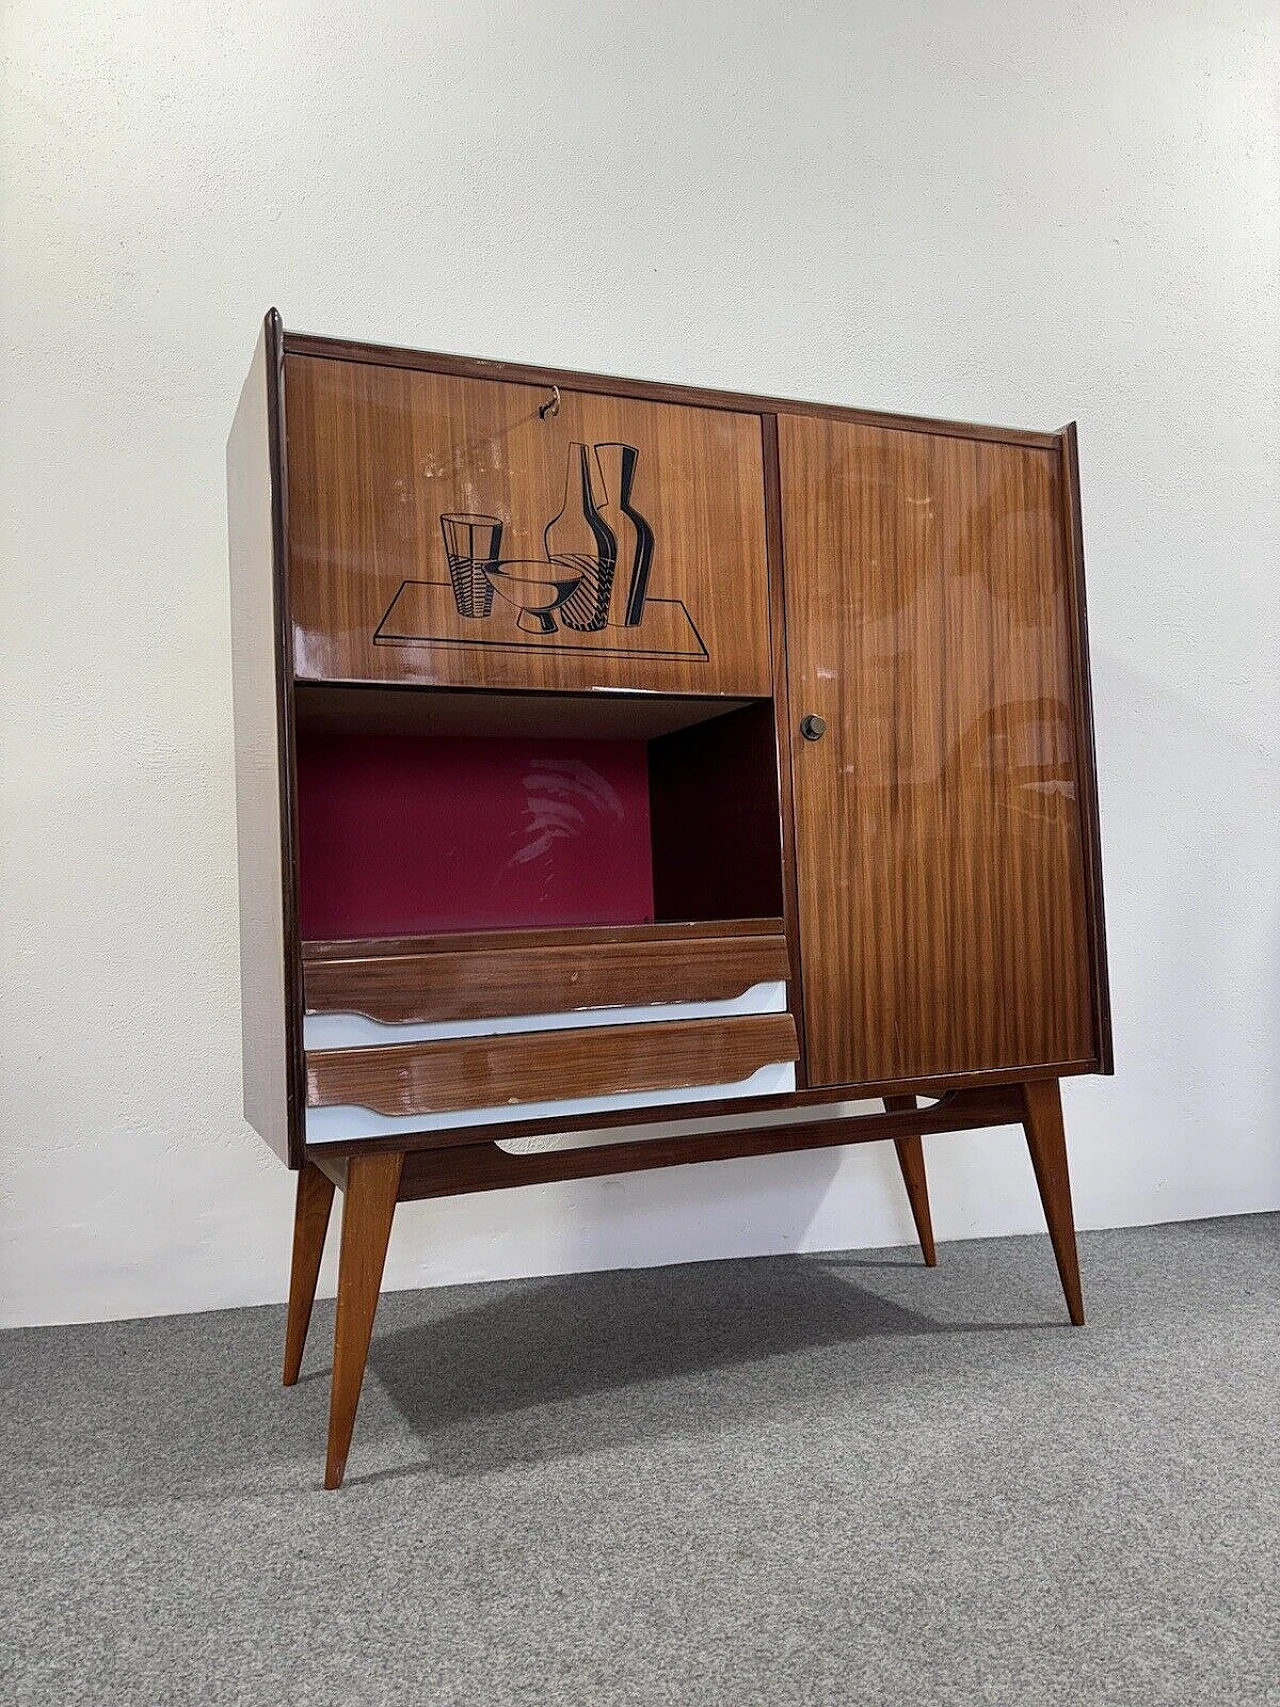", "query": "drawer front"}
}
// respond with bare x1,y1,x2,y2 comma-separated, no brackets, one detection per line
306,1013,799,1120
285,355,772,697
304,928,790,1026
